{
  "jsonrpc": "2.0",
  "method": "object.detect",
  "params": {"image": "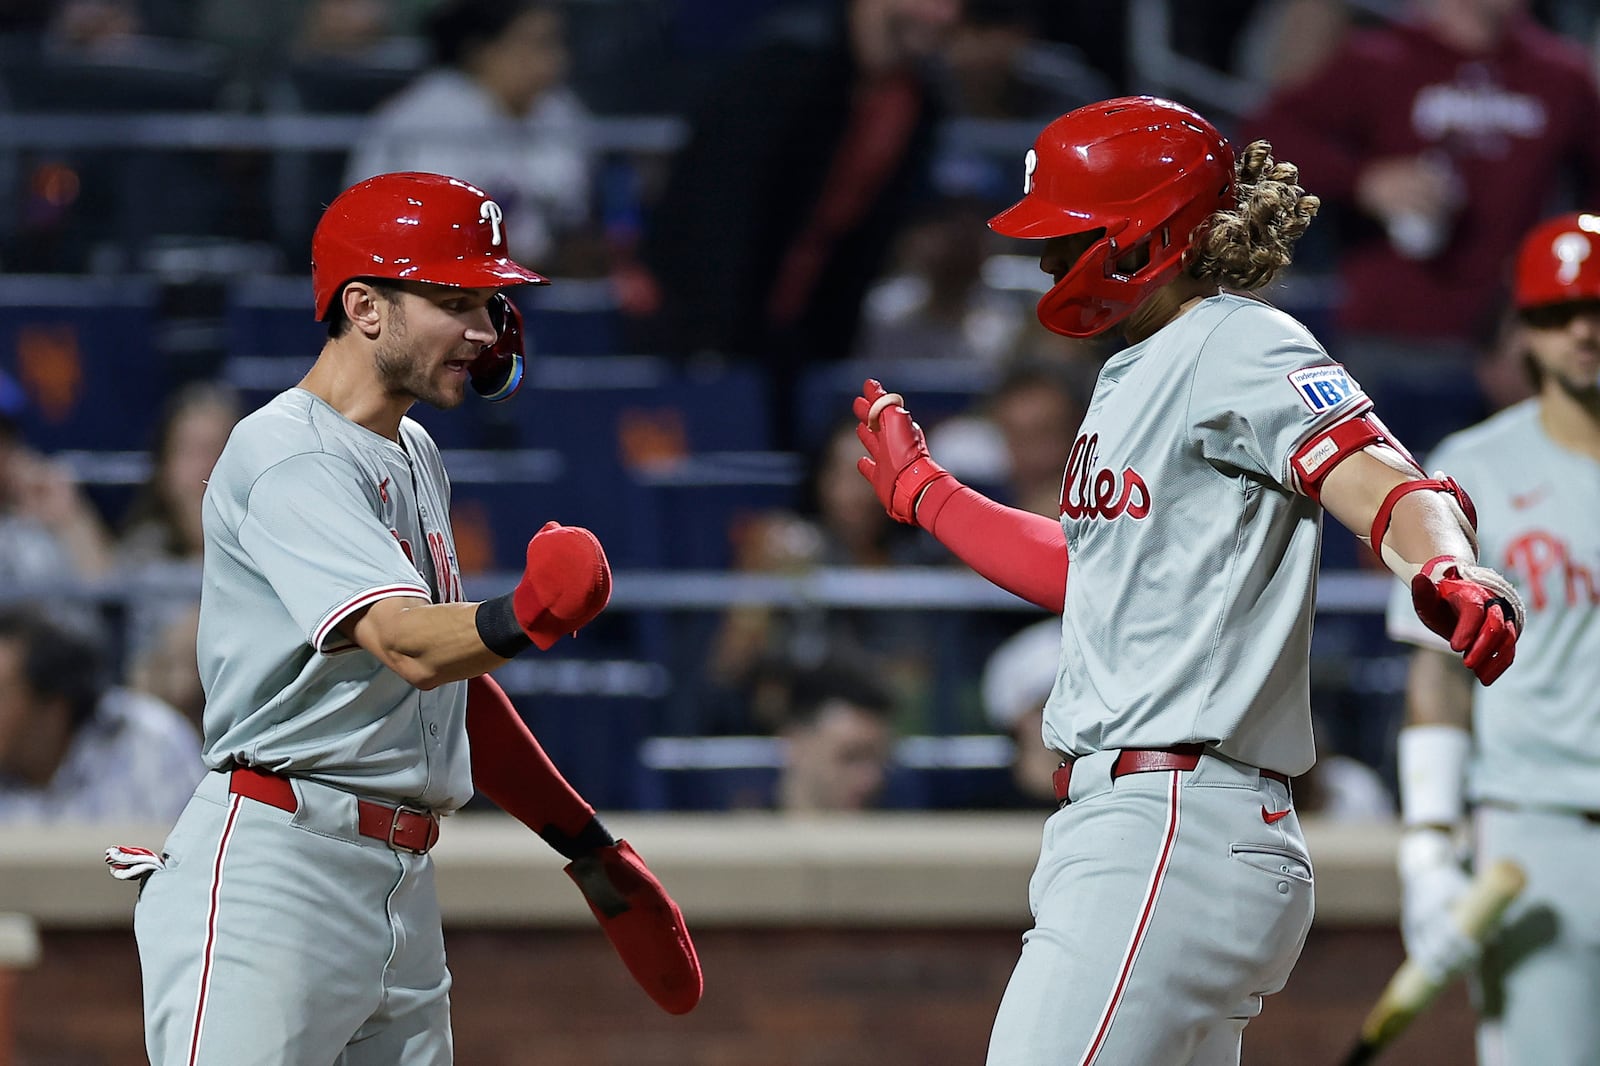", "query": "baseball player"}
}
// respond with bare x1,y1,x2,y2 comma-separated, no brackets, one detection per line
1386,212,1600,1065
108,172,702,1066
853,96,1525,1066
